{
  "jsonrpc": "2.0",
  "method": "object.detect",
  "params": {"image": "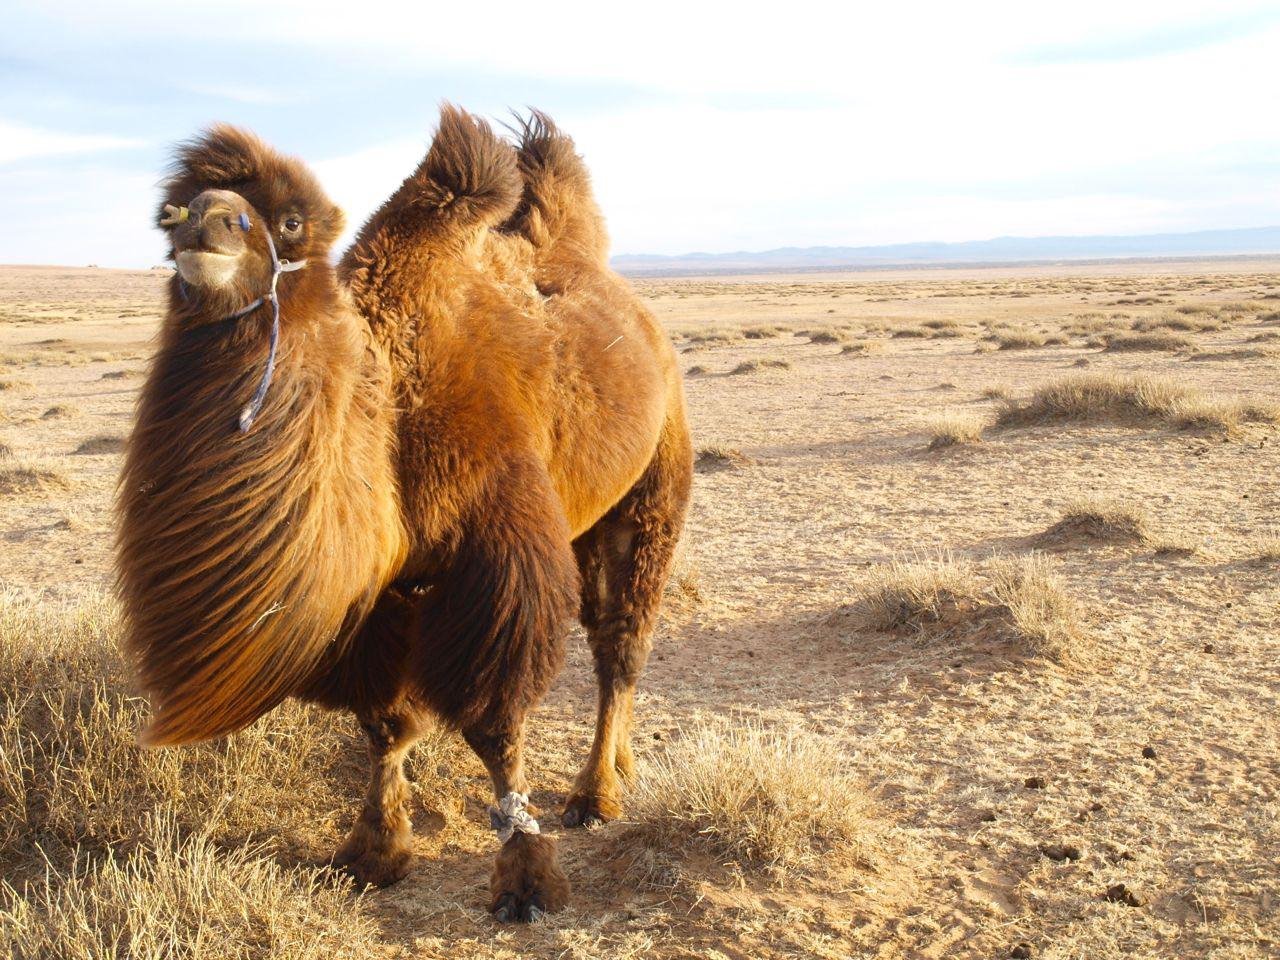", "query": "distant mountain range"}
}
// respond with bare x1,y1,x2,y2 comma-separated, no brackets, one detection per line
610,226,1280,276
